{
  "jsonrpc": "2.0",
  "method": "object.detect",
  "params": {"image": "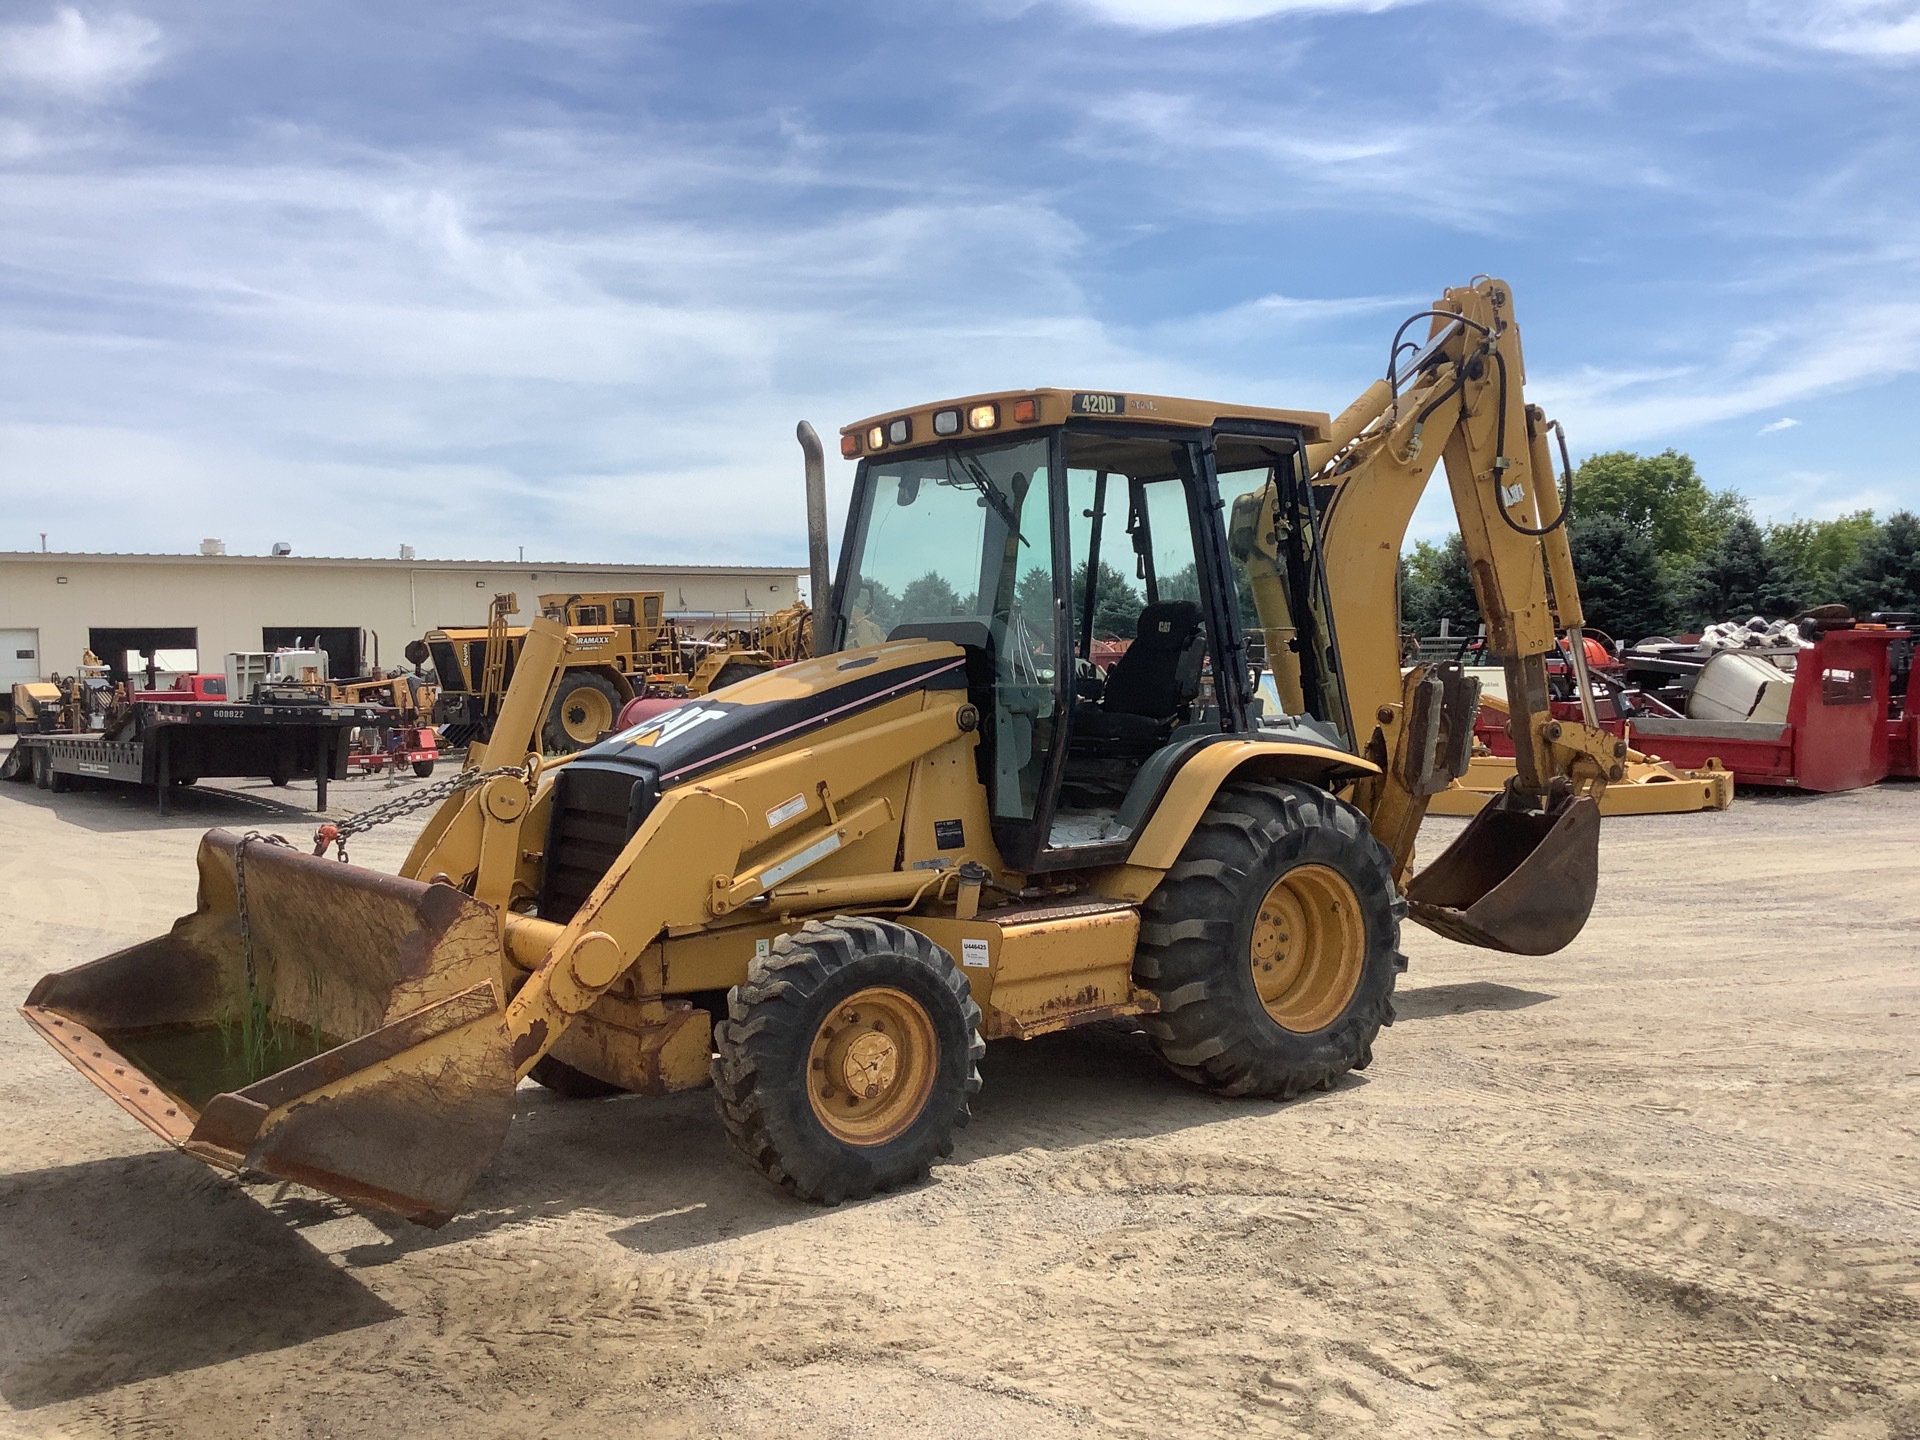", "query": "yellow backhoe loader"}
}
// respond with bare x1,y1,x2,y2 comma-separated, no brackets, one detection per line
23,278,1625,1225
